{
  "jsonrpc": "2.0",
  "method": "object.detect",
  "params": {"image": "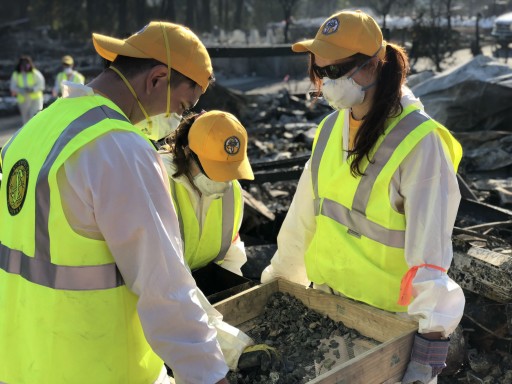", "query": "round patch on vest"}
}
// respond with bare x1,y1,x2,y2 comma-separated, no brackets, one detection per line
224,136,241,155
322,17,339,35
7,159,29,216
